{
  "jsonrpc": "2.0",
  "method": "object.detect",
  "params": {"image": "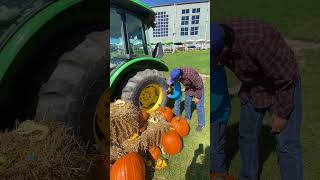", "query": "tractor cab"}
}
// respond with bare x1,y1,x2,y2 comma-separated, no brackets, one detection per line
110,0,162,71
109,0,168,112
